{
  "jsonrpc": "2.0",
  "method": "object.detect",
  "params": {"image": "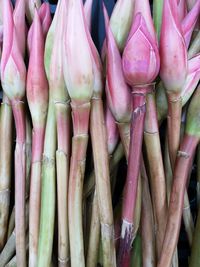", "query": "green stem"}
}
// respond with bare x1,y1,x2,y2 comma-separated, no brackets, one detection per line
141,161,156,267
189,205,200,267
0,96,12,249
90,98,116,267
197,145,200,205
86,190,101,267
55,101,70,267
167,95,182,170
37,102,56,267
144,91,167,258
29,126,45,267
68,102,90,267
